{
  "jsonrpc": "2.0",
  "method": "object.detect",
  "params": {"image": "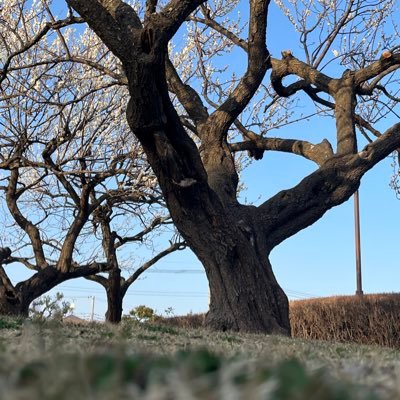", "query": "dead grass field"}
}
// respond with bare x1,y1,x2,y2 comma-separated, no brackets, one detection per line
0,317,399,399
290,293,400,348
